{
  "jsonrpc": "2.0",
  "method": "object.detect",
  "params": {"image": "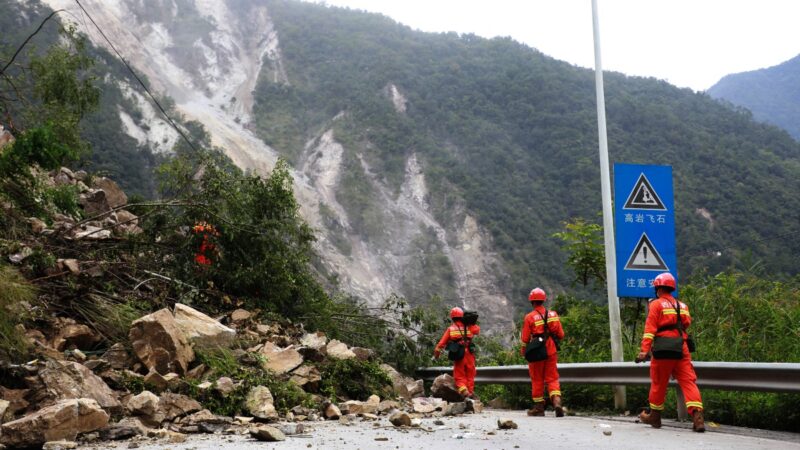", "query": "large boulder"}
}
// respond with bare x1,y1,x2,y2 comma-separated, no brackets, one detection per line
173,303,236,349
129,309,195,375
0,399,108,448
245,386,278,421
259,342,303,375
380,364,425,400
431,374,463,402
91,177,127,209
36,360,122,414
